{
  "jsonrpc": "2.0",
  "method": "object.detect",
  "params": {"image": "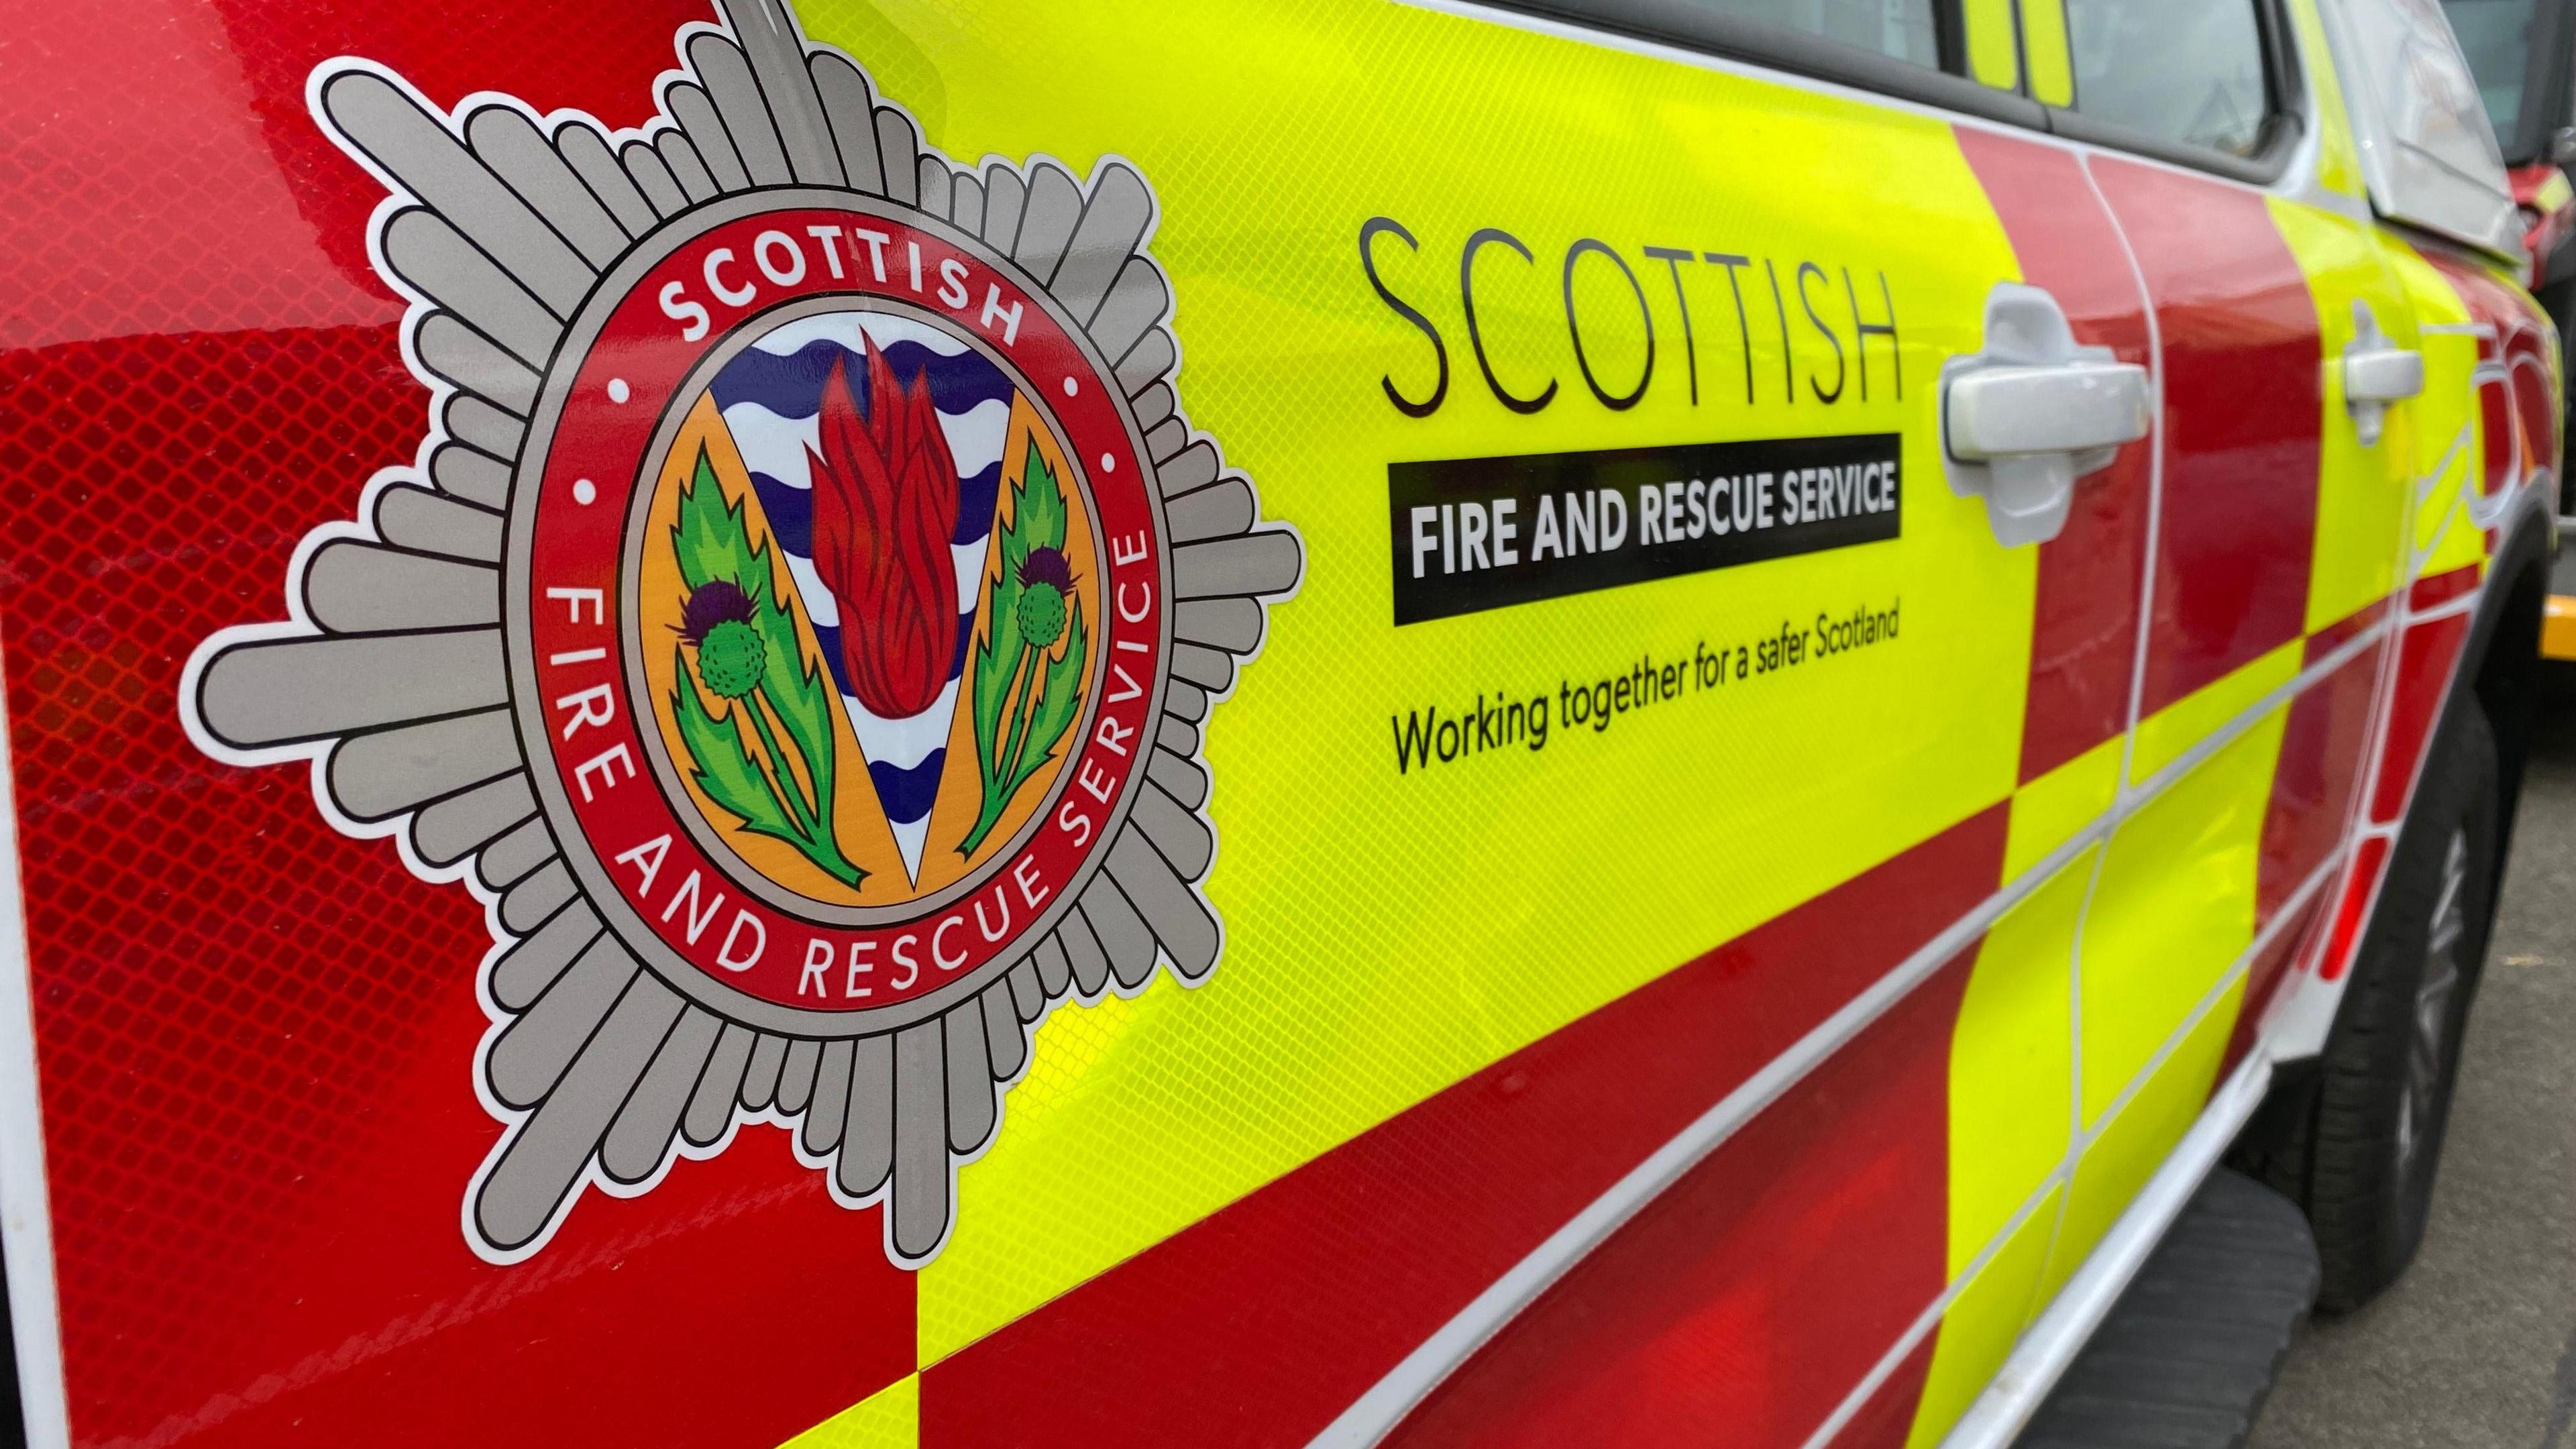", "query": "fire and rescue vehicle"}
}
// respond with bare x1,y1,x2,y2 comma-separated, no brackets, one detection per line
0,0,2554,1445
